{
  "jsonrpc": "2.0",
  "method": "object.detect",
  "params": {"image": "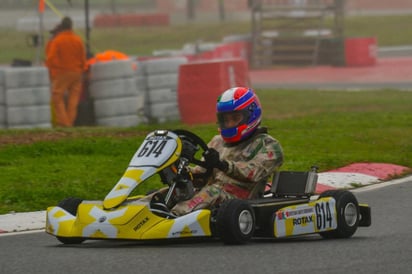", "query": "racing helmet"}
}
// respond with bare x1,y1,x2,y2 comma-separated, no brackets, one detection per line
216,87,262,144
